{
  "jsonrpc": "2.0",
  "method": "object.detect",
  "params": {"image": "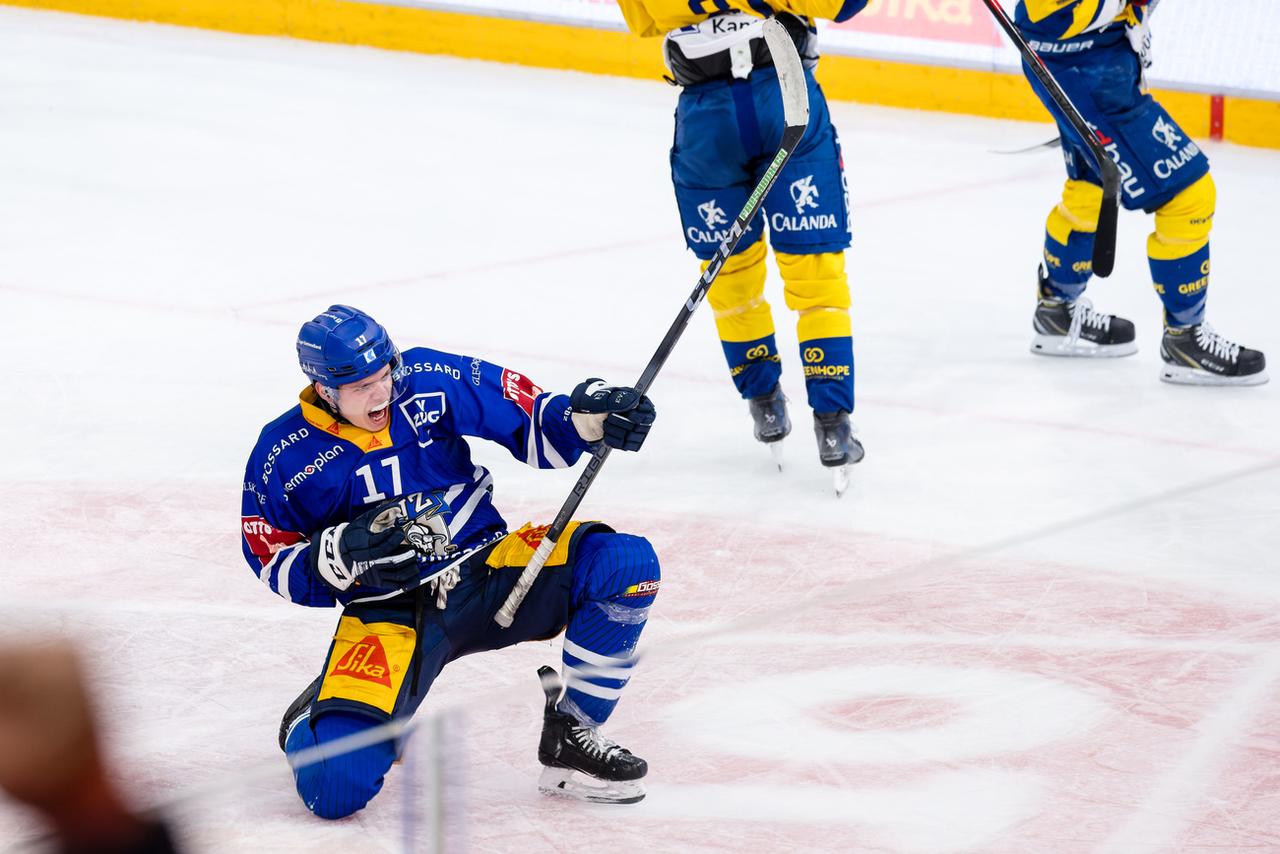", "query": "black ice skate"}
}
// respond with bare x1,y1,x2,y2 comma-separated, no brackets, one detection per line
814,410,864,497
748,383,791,470
278,675,323,752
1030,266,1137,358
1160,323,1268,386
536,666,646,804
